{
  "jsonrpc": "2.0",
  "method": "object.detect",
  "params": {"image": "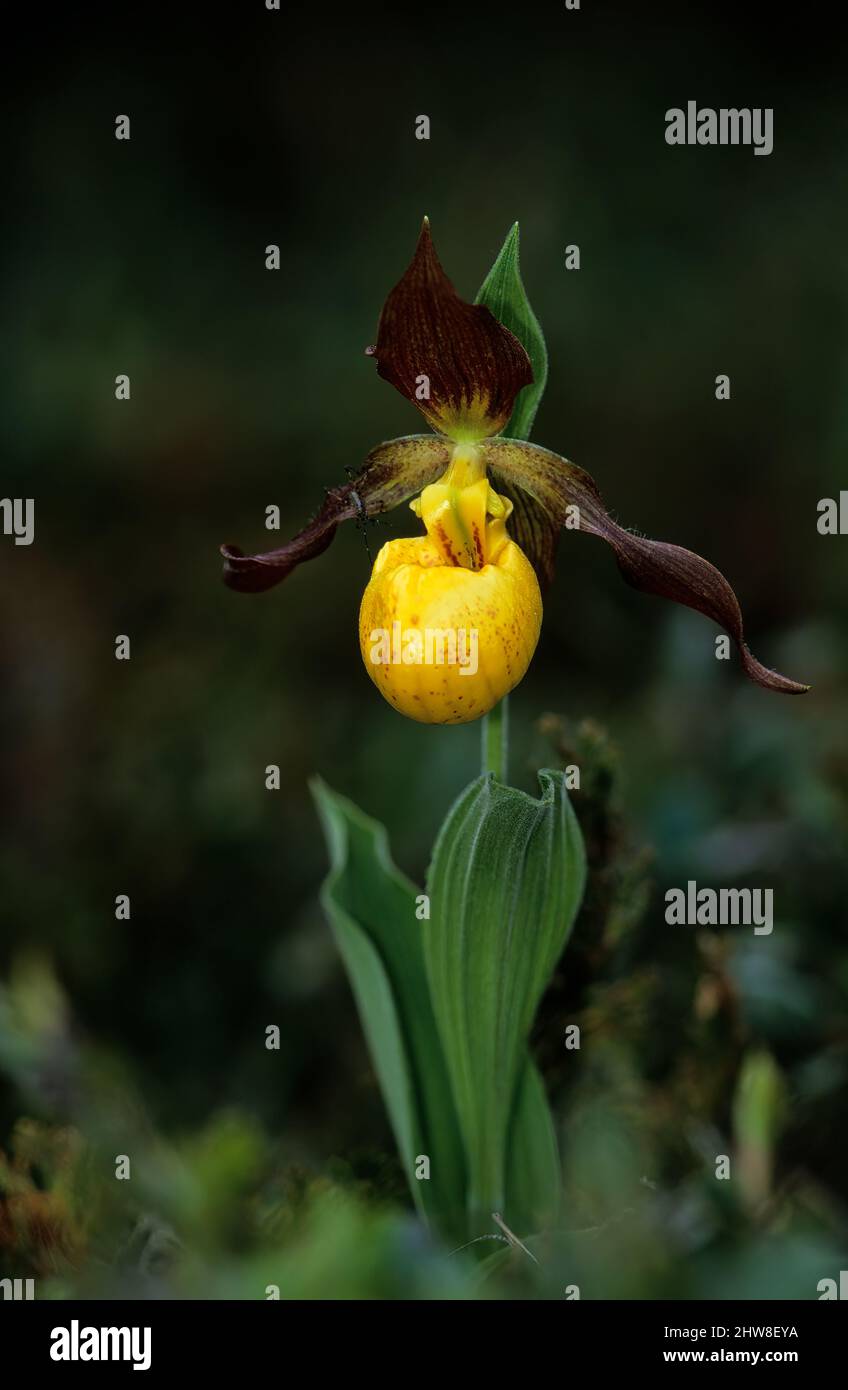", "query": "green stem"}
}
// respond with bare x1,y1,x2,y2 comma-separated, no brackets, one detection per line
481,697,509,781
